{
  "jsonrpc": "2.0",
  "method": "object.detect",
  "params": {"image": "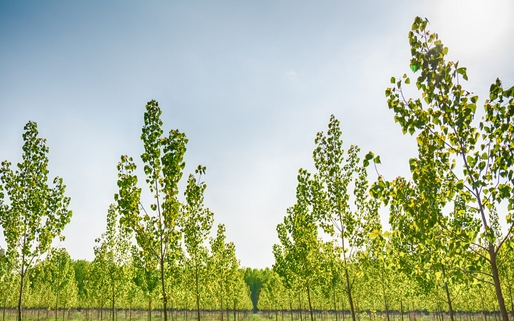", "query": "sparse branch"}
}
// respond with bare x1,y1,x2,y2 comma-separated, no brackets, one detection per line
495,222,514,256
